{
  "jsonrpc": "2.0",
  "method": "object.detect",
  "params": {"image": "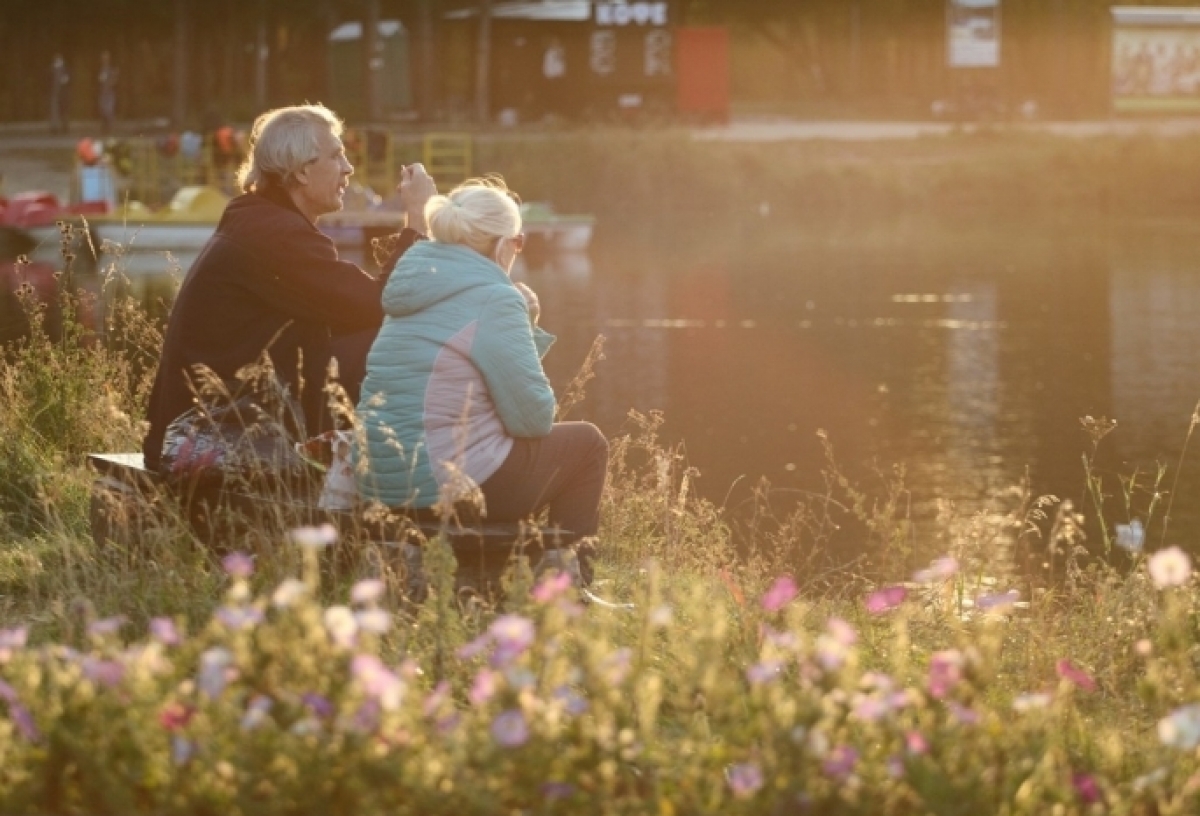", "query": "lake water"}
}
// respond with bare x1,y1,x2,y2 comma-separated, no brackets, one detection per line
13,216,1200,548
